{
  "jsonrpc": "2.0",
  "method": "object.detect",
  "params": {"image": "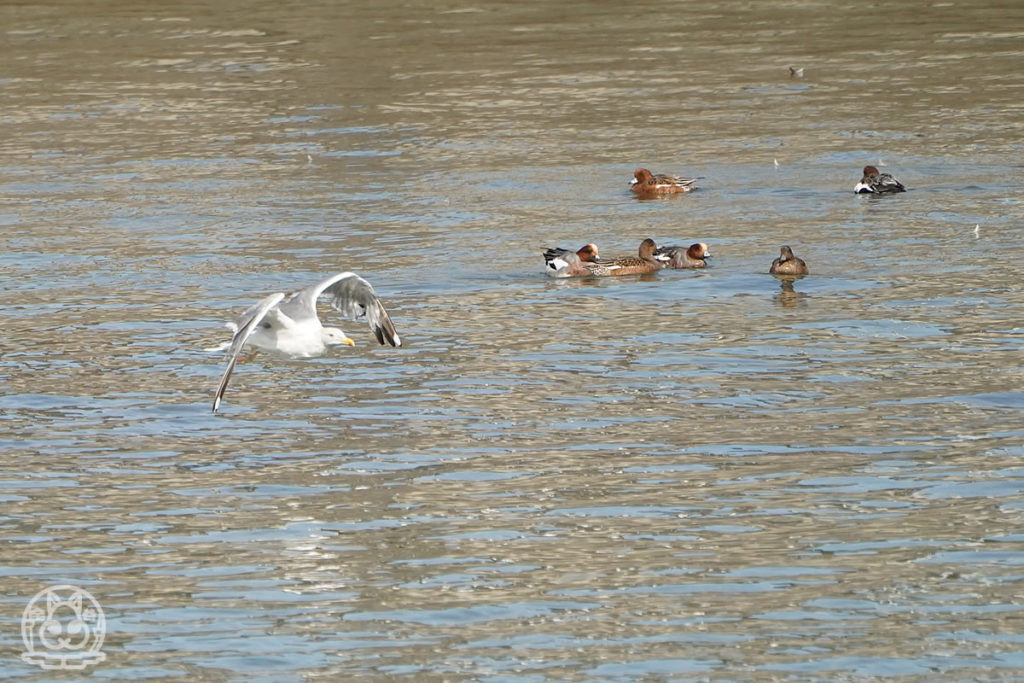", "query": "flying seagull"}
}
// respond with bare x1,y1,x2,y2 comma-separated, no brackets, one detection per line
213,272,401,412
